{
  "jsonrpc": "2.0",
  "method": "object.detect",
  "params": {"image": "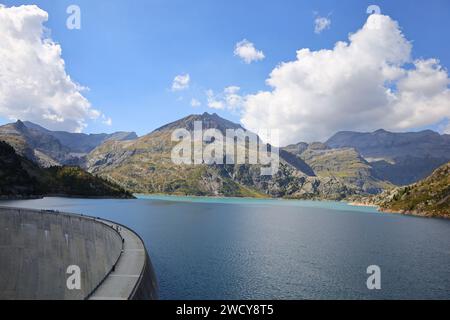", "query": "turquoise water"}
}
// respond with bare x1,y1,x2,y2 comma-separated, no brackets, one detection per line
1,196,449,299
137,194,380,213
